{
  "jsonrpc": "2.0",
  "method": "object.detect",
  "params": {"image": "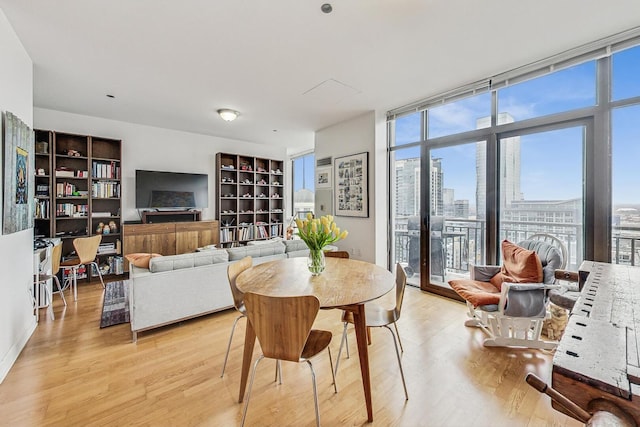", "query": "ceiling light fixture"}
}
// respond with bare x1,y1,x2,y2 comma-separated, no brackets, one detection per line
217,109,240,122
